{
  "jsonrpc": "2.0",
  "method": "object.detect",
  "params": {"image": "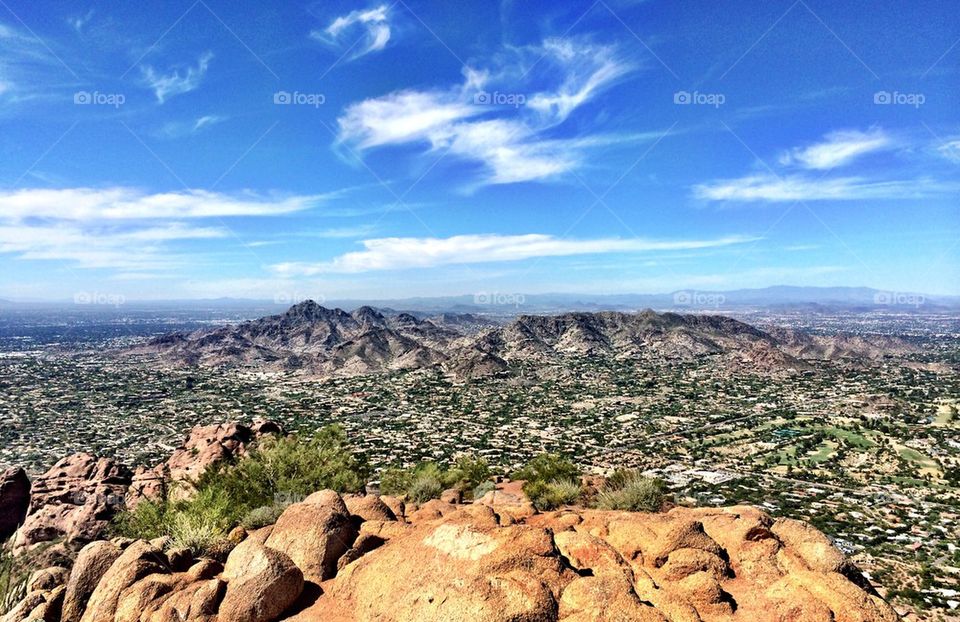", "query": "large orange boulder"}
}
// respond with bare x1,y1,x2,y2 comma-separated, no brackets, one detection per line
263,490,357,583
